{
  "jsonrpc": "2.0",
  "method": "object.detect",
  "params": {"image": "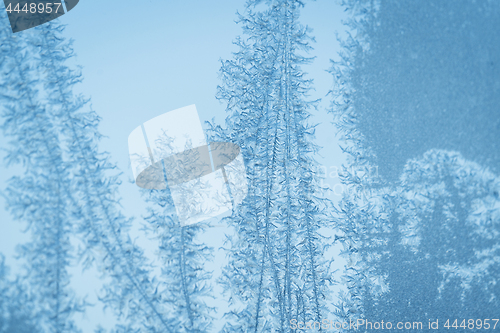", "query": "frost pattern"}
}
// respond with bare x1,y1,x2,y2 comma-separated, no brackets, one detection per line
0,10,176,332
211,1,334,332
335,150,500,326
0,14,83,332
331,0,500,328
0,254,41,332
